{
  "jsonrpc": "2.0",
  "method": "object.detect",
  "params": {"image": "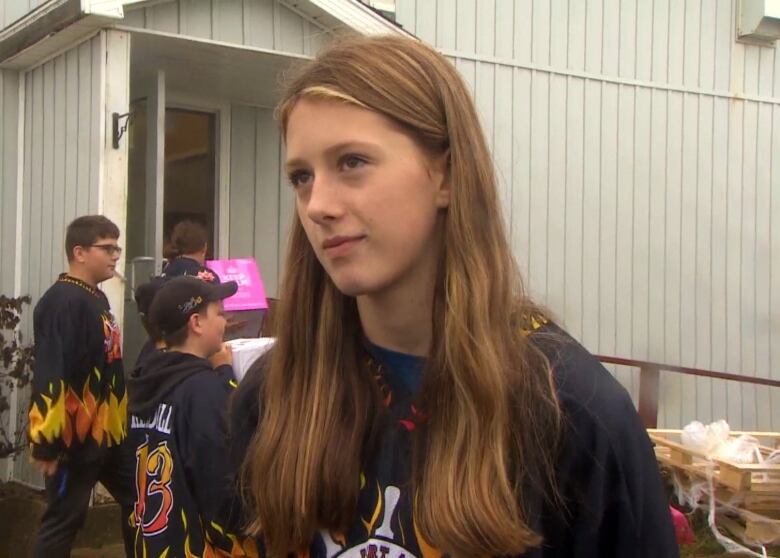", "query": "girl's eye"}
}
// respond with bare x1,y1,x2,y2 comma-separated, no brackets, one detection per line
340,155,366,171
288,170,312,188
